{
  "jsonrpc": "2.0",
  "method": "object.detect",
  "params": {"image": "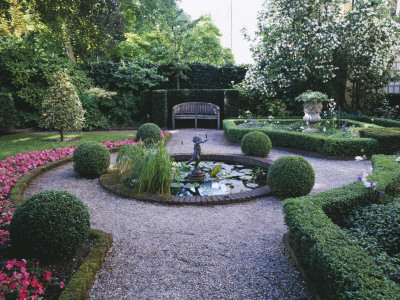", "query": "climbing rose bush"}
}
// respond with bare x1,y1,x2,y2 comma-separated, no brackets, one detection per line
0,137,146,297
